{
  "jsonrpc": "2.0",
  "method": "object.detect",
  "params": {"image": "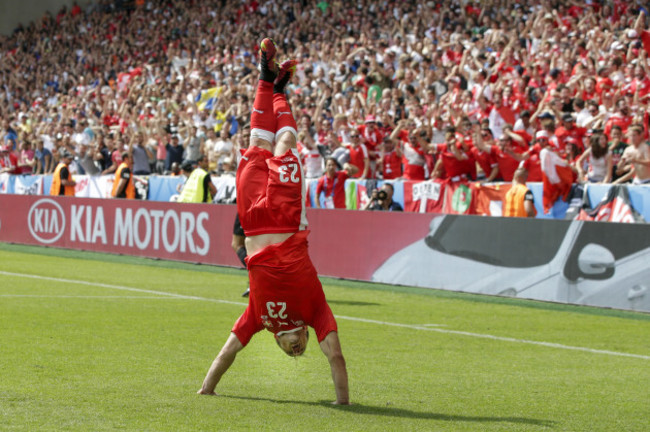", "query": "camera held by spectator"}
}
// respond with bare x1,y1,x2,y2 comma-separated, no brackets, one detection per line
373,189,388,202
